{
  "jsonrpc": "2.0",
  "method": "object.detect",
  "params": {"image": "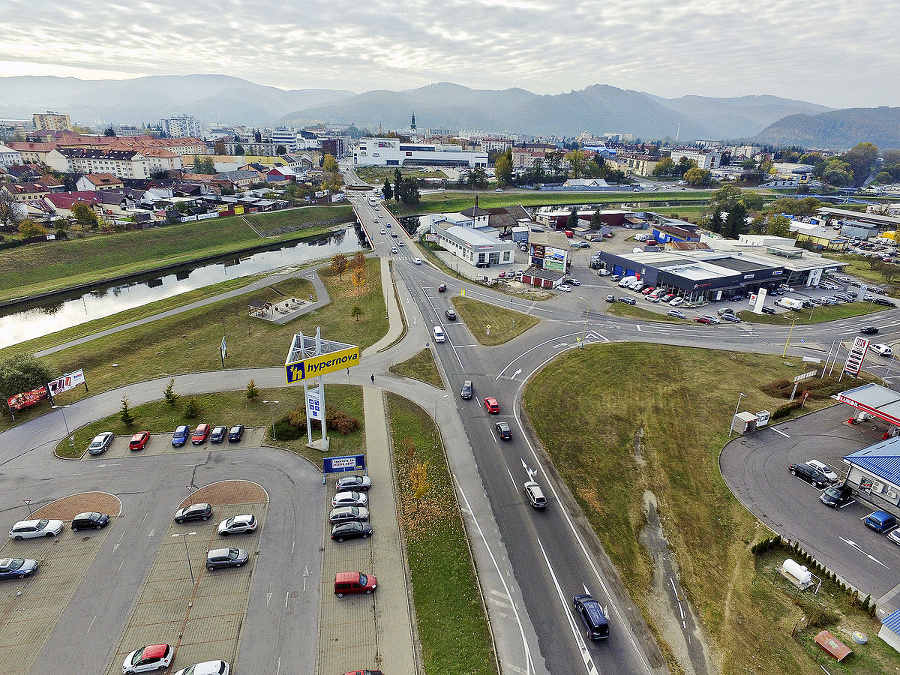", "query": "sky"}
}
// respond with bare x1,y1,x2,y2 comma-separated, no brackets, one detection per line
1,0,897,108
